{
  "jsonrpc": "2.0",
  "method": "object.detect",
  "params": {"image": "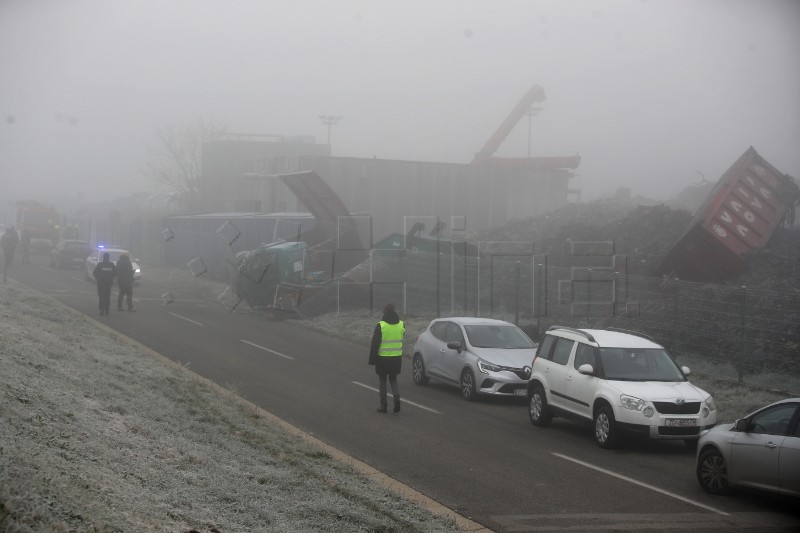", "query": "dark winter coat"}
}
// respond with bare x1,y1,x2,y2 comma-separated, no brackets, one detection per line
368,308,404,375
93,259,117,287
116,254,135,287
1,228,19,255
